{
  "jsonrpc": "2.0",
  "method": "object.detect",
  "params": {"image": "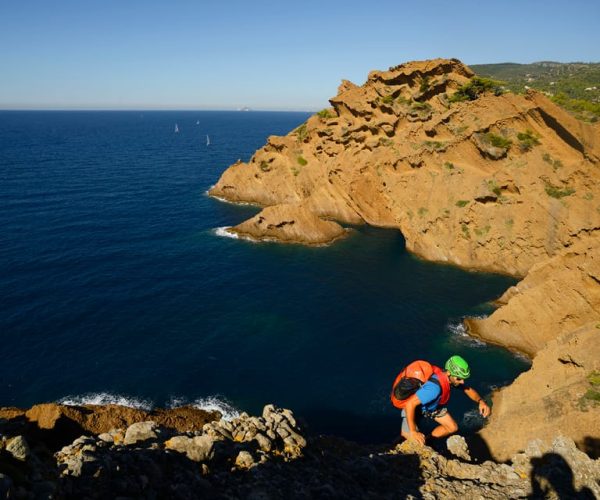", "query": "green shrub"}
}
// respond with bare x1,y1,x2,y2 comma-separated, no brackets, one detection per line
461,223,471,239
291,167,300,176
545,182,575,198
411,101,432,111
295,123,308,141
316,109,333,119
486,133,512,150
487,180,502,196
449,77,505,102
421,140,446,151
517,129,540,151
456,200,470,207
259,160,270,172
443,161,455,170
419,76,431,93
474,225,491,237
542,153,563,170
297,156,308,166
381,94,395,105
418,207,428,217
